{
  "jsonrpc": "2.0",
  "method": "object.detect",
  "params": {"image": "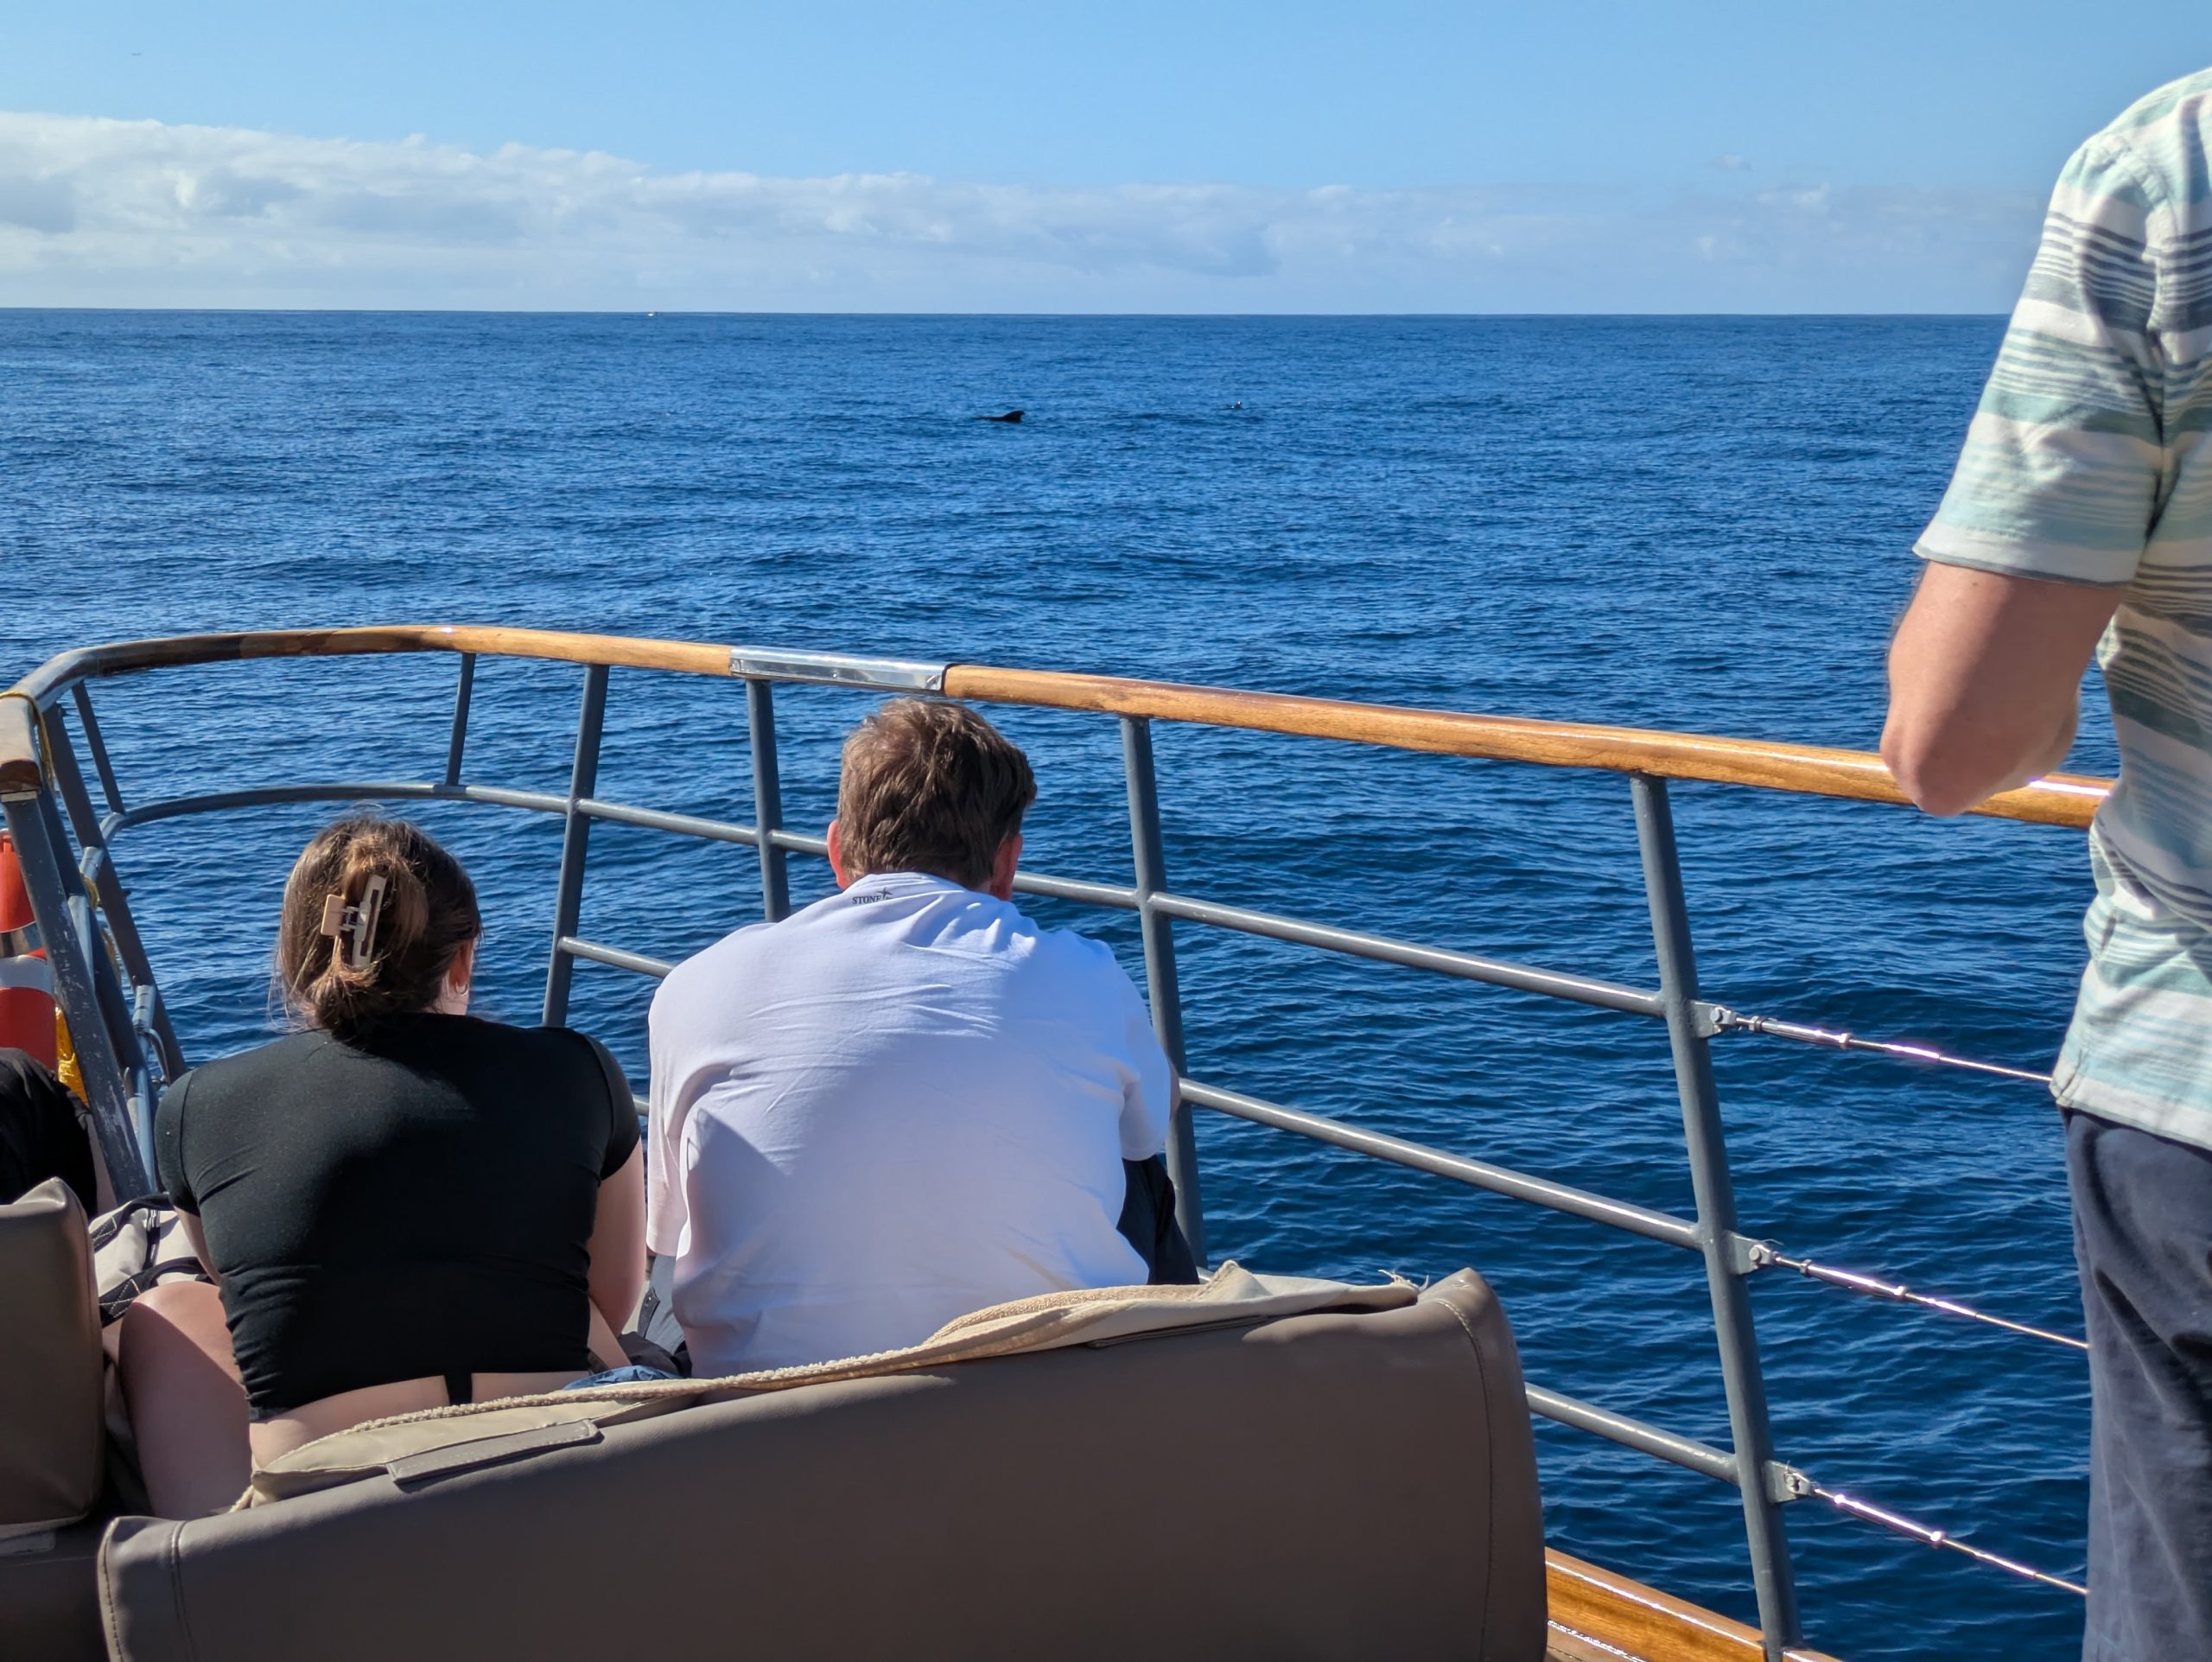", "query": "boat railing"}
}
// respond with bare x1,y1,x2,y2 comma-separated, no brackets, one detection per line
0,627,2110,1662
